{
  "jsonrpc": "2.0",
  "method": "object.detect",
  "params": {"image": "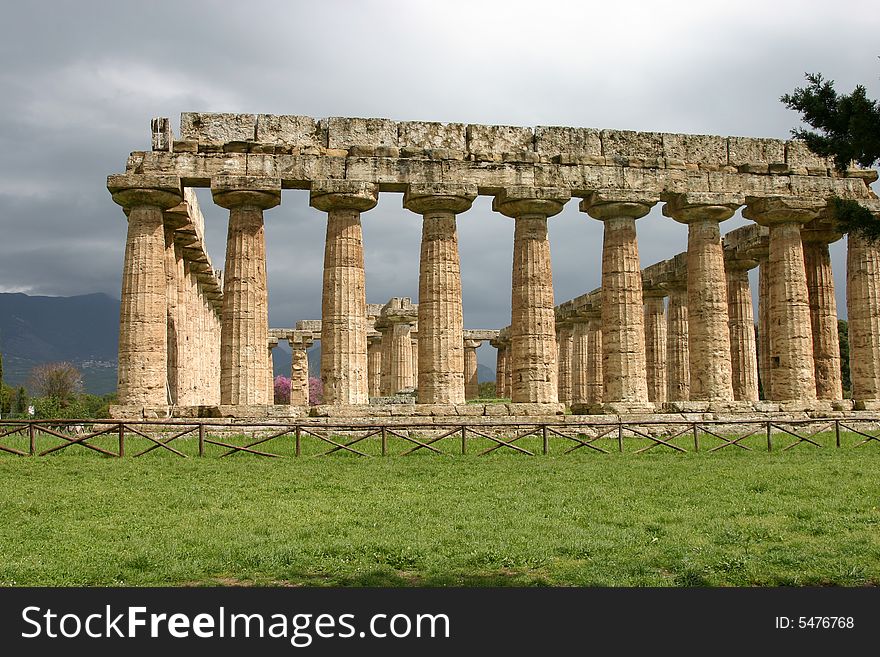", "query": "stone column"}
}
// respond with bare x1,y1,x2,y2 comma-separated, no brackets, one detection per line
411,335,419,389
847,223,880,407
748,244,771,399
643,290,667,405
491,338,506,398
212,176,281,407
367,334,383,398
493,187,570,404
310,181,378,405
581,190,656,409
378,324,394,396
569,315,590,406
404,184,476,404
585,311,604,406
289,335,313,406
556,320,574,405
665,280,690,402
267,337,278,403
390,322,415,392
109,174,183,408
725,257,760,402
464,339,481,400
802,220,843,400
665,193,742,402
744,196,822,402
